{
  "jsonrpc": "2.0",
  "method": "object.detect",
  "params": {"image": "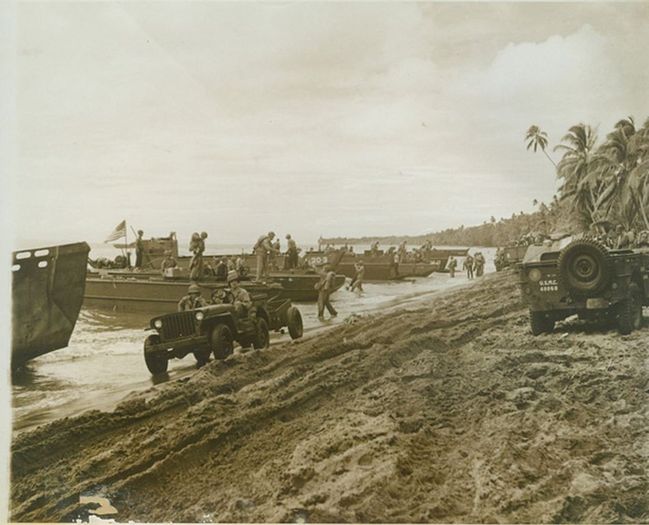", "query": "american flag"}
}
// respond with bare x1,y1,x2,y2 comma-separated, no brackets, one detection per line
104,220,127,243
